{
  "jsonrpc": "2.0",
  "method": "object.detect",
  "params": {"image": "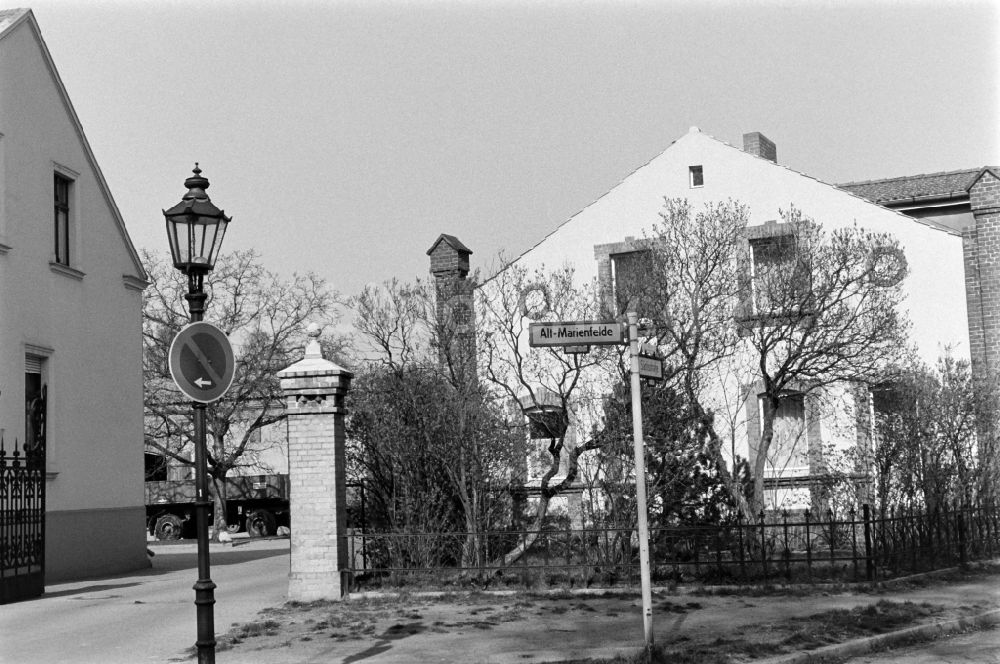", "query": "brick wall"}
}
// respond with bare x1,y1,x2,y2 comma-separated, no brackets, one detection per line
281,371,352,601
965,170,1000,375
743,132,777,163
429,237,477,382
